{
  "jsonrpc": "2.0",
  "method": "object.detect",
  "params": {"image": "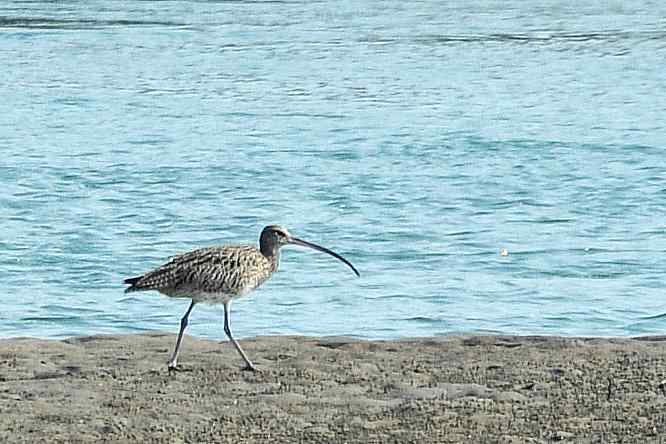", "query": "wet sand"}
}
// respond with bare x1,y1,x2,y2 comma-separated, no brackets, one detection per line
1,333,666,443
